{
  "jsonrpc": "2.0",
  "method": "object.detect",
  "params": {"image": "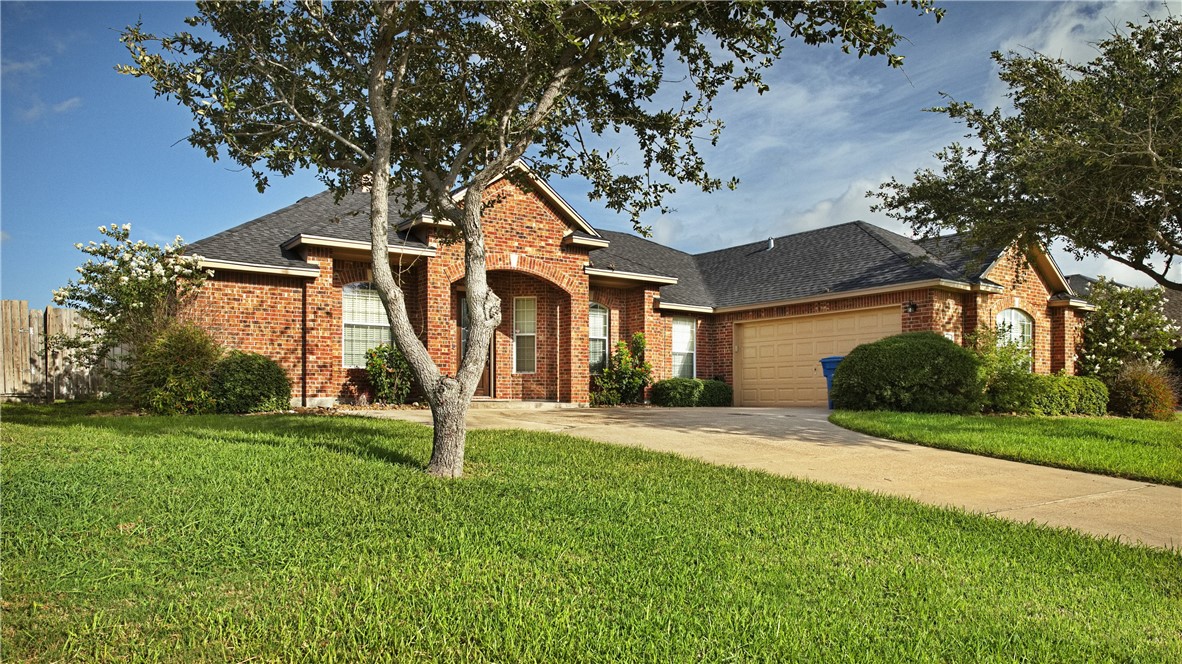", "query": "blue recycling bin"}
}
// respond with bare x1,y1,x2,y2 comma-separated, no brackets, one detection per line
819,356,845,409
